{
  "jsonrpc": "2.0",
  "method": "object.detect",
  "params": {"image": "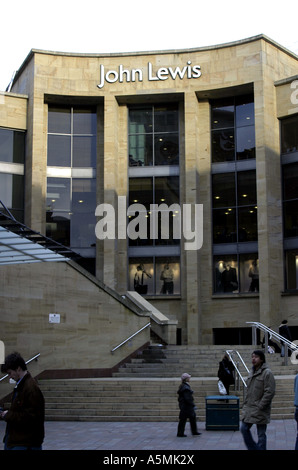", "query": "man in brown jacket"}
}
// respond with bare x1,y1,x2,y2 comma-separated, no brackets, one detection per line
0,352,45,450
241,350,275,450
